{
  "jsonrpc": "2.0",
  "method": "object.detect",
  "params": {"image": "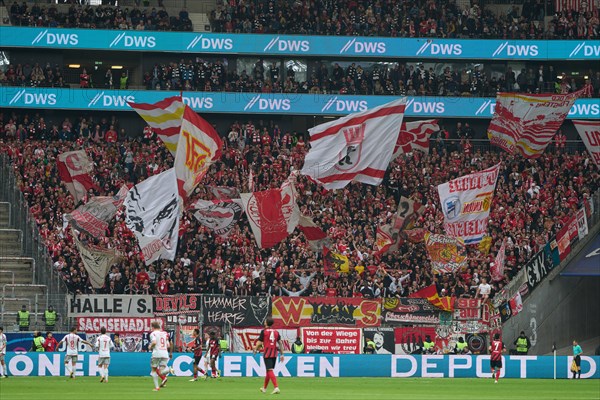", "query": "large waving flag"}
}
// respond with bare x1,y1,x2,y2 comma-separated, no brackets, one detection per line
392,119,439,159
129,96,184,155
73,230,120,289
487,92,580,158
298,215,330,252
424,232,468,275
409,284,455,312
491,239,507,282
323,246,350,274
64,185,128,238
240,180,300,249
124,168,180,265
572,120,600,167
174,105,223,198
437,163,500,244
57,150,97,203
301,98,407,190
